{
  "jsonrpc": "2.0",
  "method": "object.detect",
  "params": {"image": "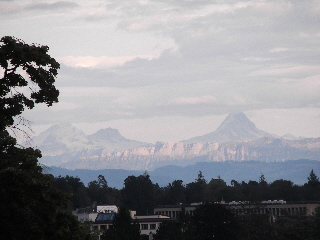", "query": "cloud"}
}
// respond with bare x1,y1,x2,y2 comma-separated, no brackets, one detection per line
170,95,217,105
0,2,21,14
59,55,156,68
251,65,320,78
25,1,79,11
269,48,289,53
